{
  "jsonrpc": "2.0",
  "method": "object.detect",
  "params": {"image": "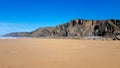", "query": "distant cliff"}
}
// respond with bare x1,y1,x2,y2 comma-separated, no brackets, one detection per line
3,19,120,40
